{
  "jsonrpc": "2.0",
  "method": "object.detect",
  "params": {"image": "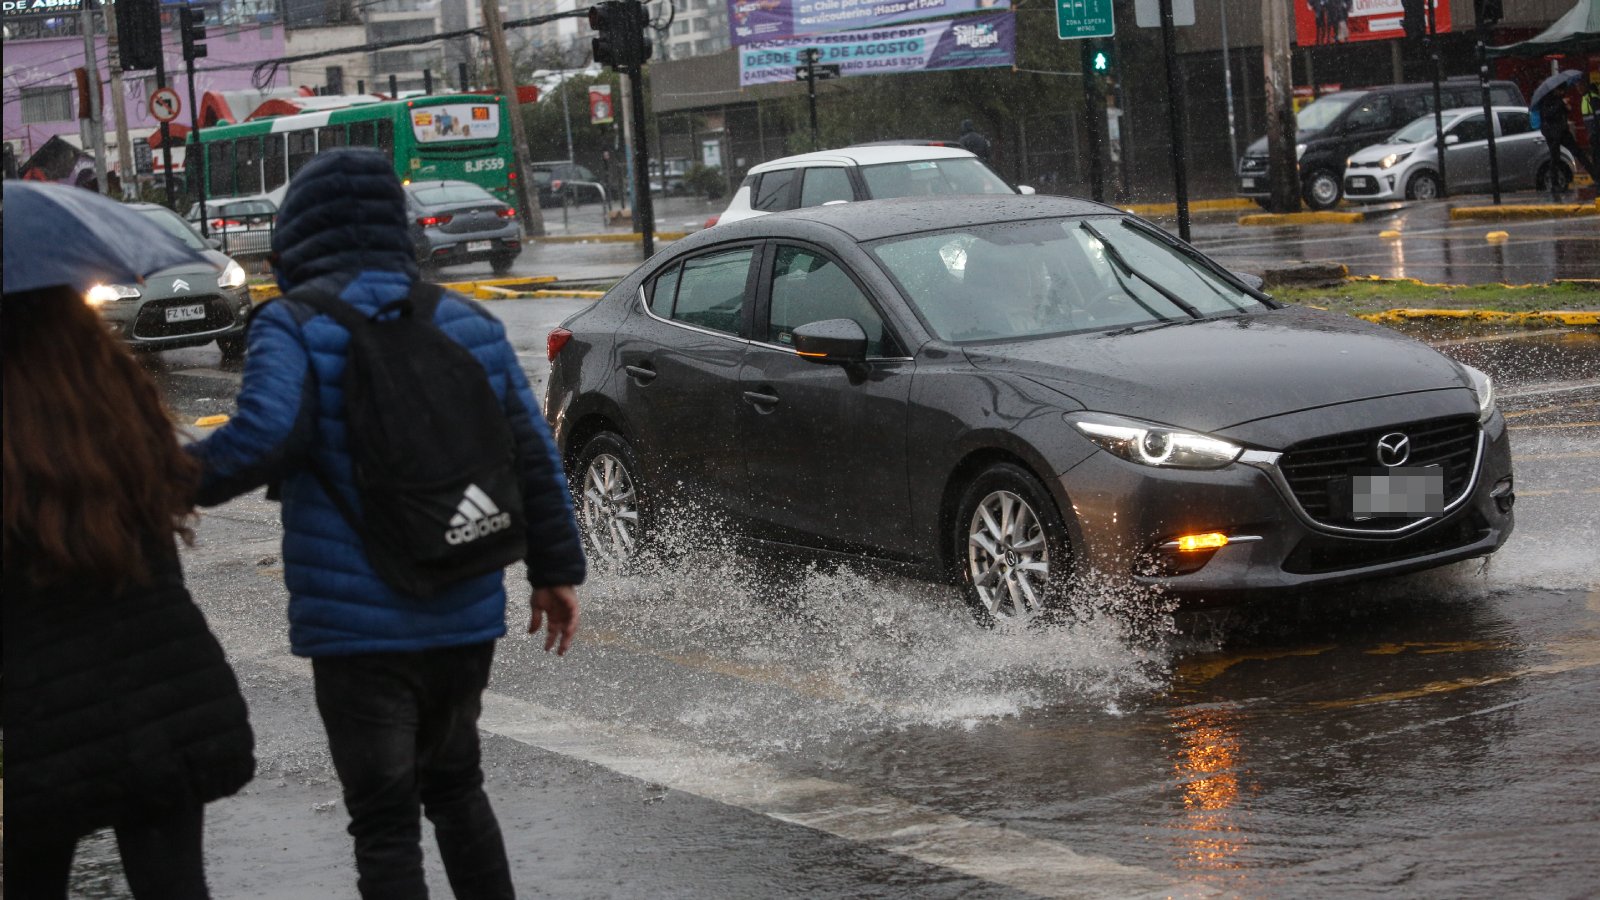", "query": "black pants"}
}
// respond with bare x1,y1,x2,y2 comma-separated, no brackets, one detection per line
1544,127,1598,197
4,805,209,900
312,641,514,900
